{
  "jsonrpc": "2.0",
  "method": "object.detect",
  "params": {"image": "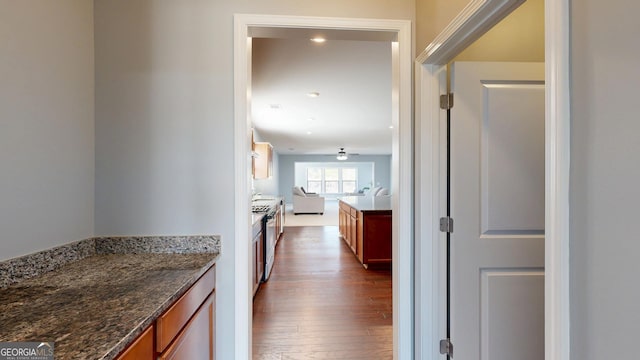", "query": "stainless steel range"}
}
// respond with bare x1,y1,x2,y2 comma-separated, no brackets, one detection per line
251,201,276,281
